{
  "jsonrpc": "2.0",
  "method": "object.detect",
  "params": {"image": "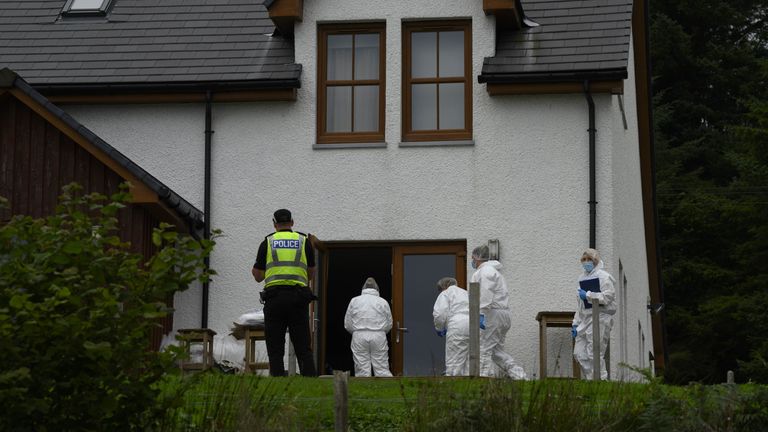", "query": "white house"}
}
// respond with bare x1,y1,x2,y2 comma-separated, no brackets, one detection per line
0,0,664,379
